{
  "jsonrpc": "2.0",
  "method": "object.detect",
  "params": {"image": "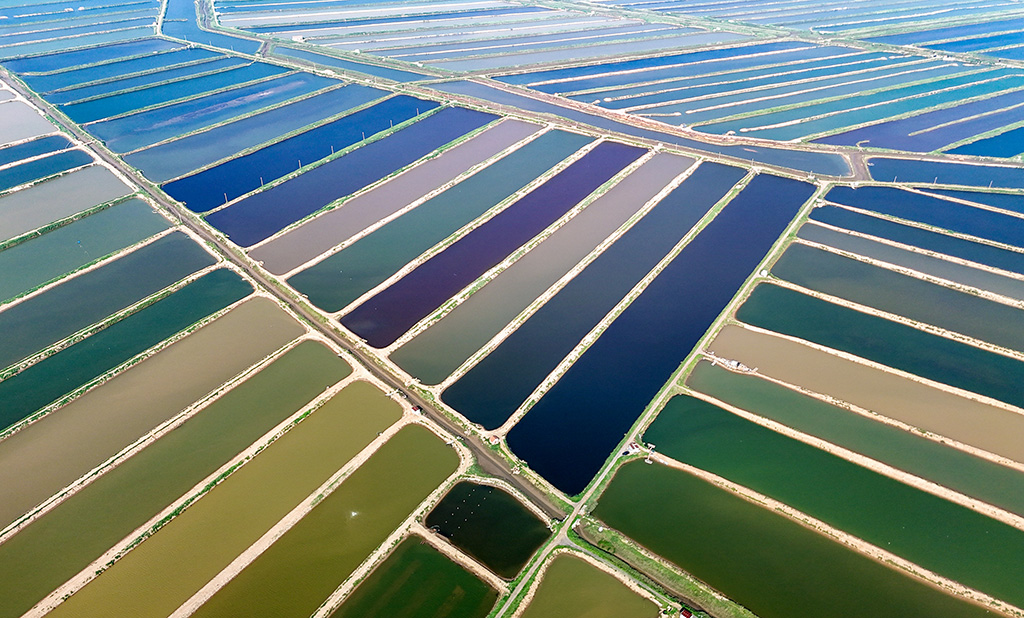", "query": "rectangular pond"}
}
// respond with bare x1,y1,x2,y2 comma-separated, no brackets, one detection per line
0,340,349,618
19,47,219,93
519,554,658,618
442,162,747,430
0,149,93,193
0,297,303,529
340,141,646,348
45,379,402,618
868,156,1024,188
285,129,591,312
44,56,239,105
0,101,57,147
0,134,72,168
